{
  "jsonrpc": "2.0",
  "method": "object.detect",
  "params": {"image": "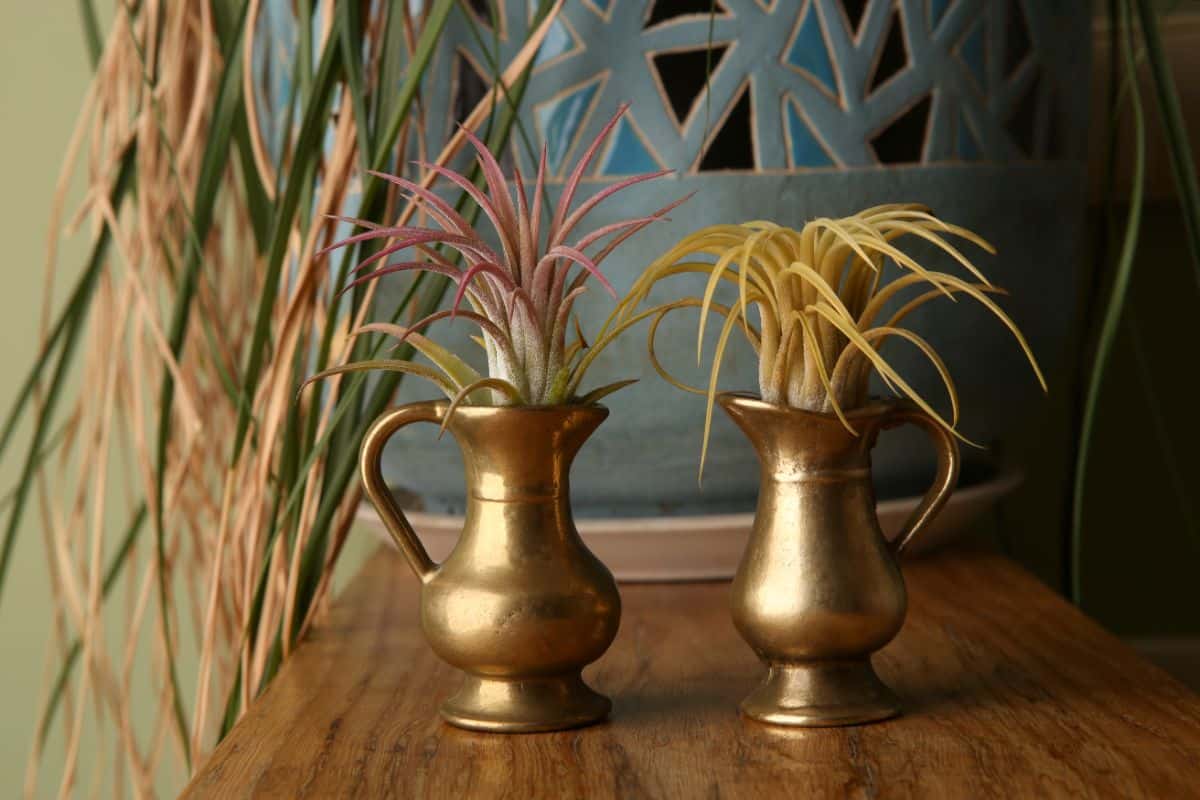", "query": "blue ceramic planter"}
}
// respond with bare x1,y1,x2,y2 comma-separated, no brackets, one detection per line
368,0,1091,517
